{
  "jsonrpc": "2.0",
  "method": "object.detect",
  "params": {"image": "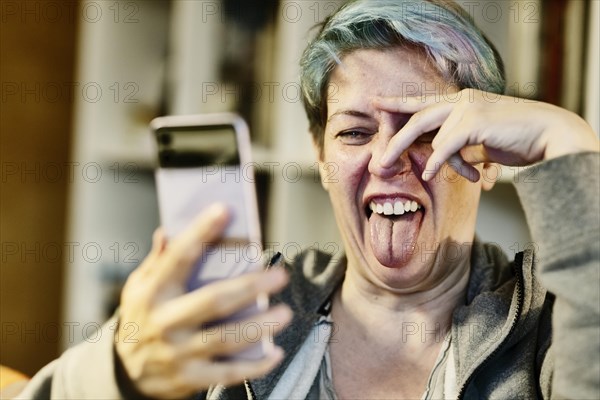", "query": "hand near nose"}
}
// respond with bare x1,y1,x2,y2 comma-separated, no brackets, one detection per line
115,204,292,399
374,89,599,182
